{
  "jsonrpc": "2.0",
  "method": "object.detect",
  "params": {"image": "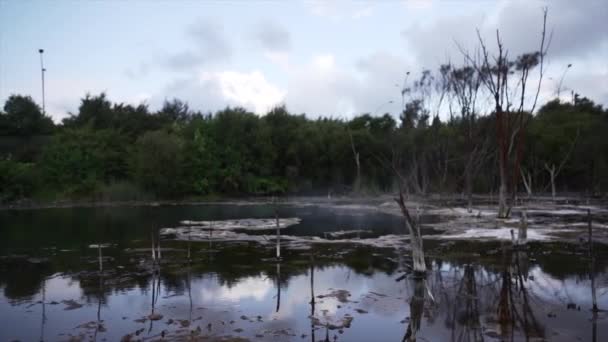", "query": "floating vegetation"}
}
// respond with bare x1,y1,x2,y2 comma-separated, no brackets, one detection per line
178,217,301,231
